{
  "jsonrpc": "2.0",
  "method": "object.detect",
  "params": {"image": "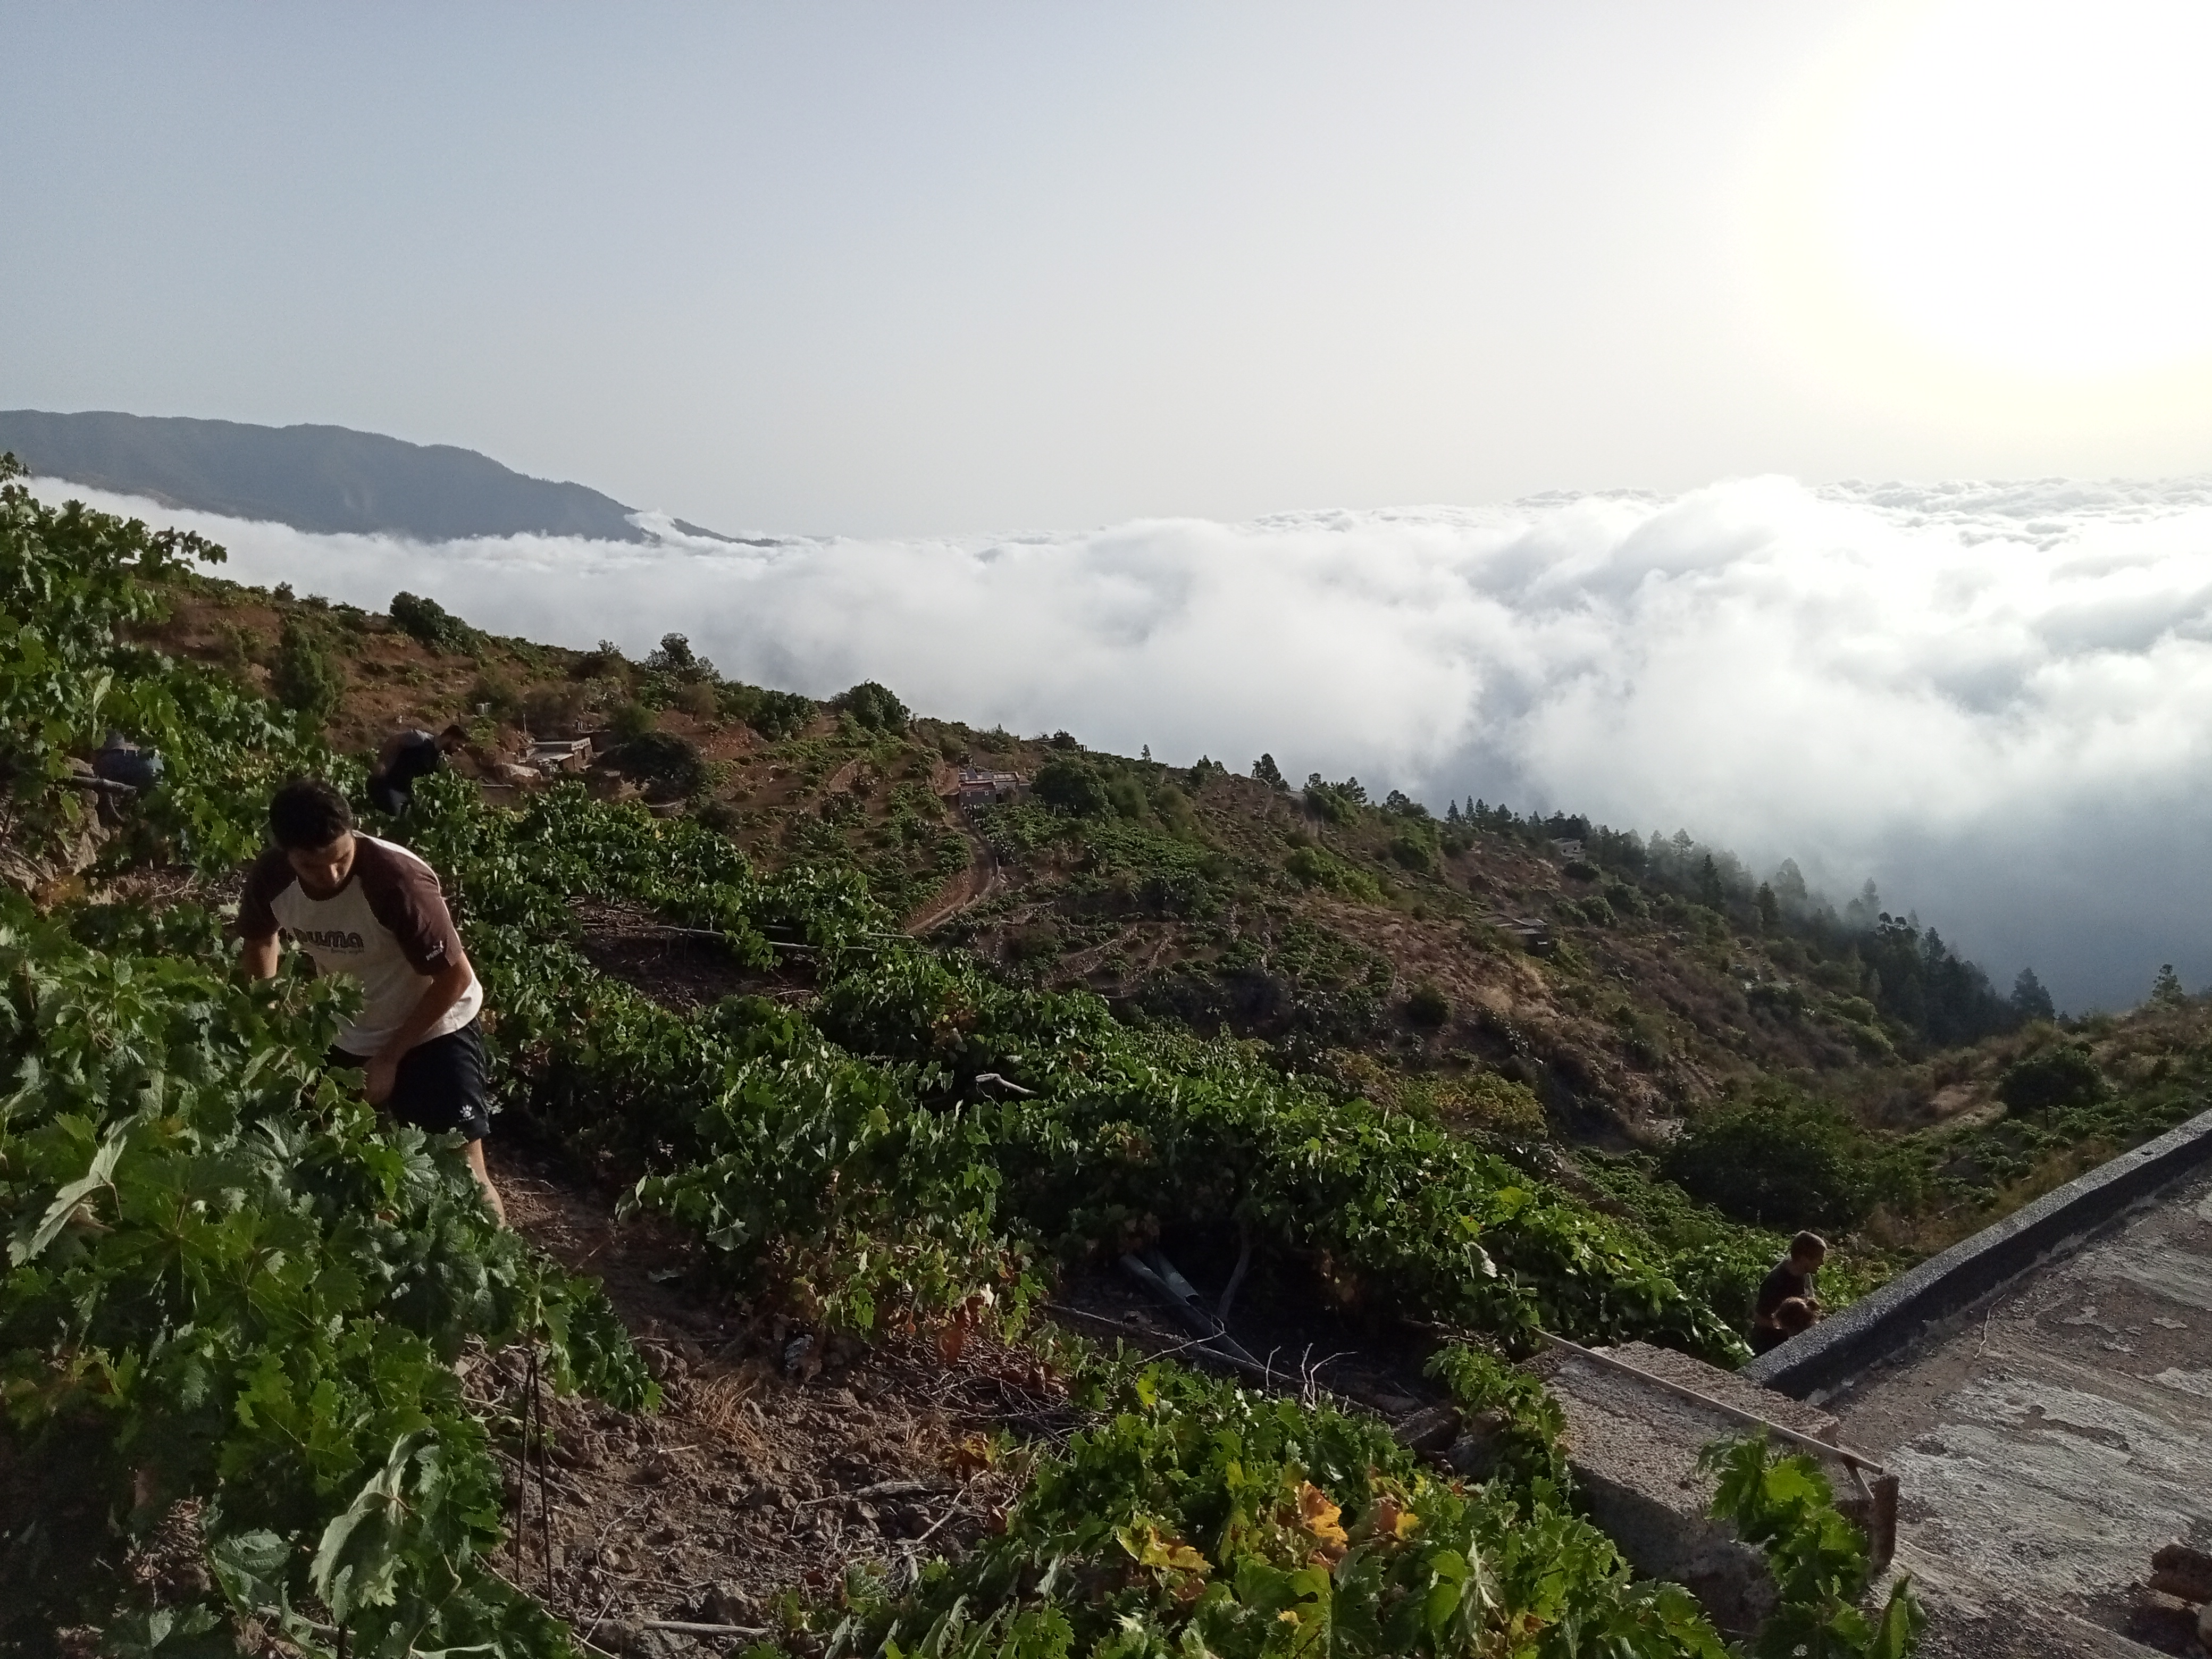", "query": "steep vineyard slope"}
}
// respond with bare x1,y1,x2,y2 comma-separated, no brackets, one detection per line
8,458,2173,1654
